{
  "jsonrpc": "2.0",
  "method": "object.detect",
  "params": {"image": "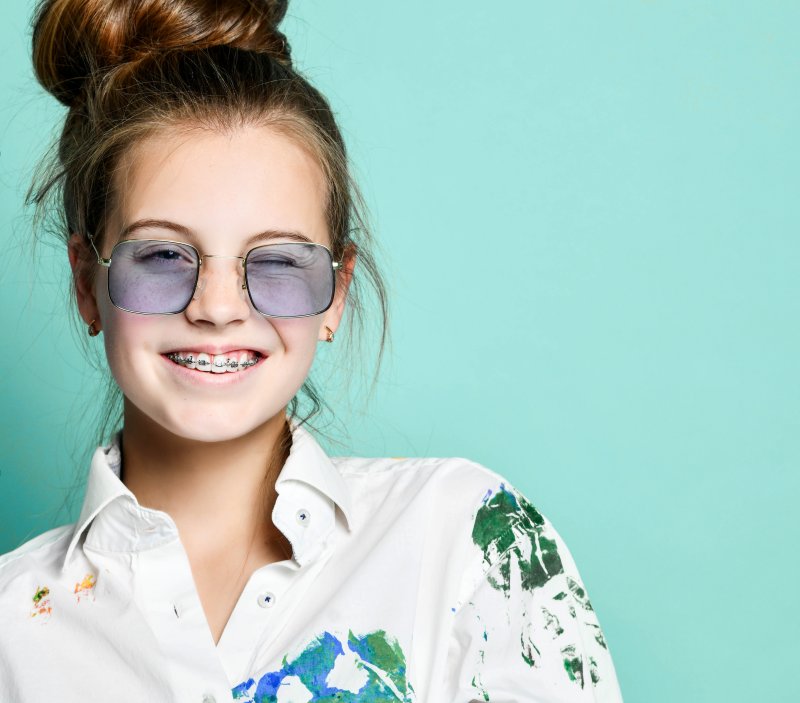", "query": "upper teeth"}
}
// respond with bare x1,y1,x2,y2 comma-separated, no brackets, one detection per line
167,350,260,373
